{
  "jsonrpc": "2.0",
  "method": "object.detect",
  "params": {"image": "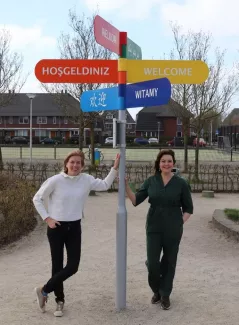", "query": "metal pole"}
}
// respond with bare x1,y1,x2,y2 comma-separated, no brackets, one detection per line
116,32,127,311
30,98,32,167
